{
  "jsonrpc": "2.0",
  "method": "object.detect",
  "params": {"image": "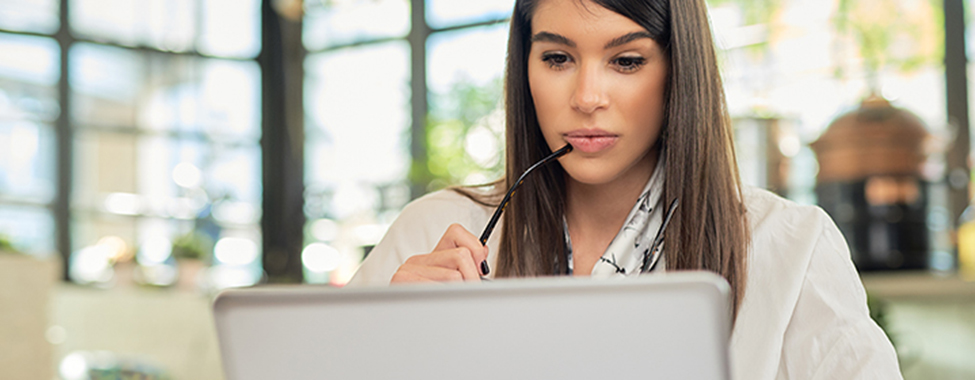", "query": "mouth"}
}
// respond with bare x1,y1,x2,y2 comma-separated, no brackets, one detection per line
563,129,619,153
